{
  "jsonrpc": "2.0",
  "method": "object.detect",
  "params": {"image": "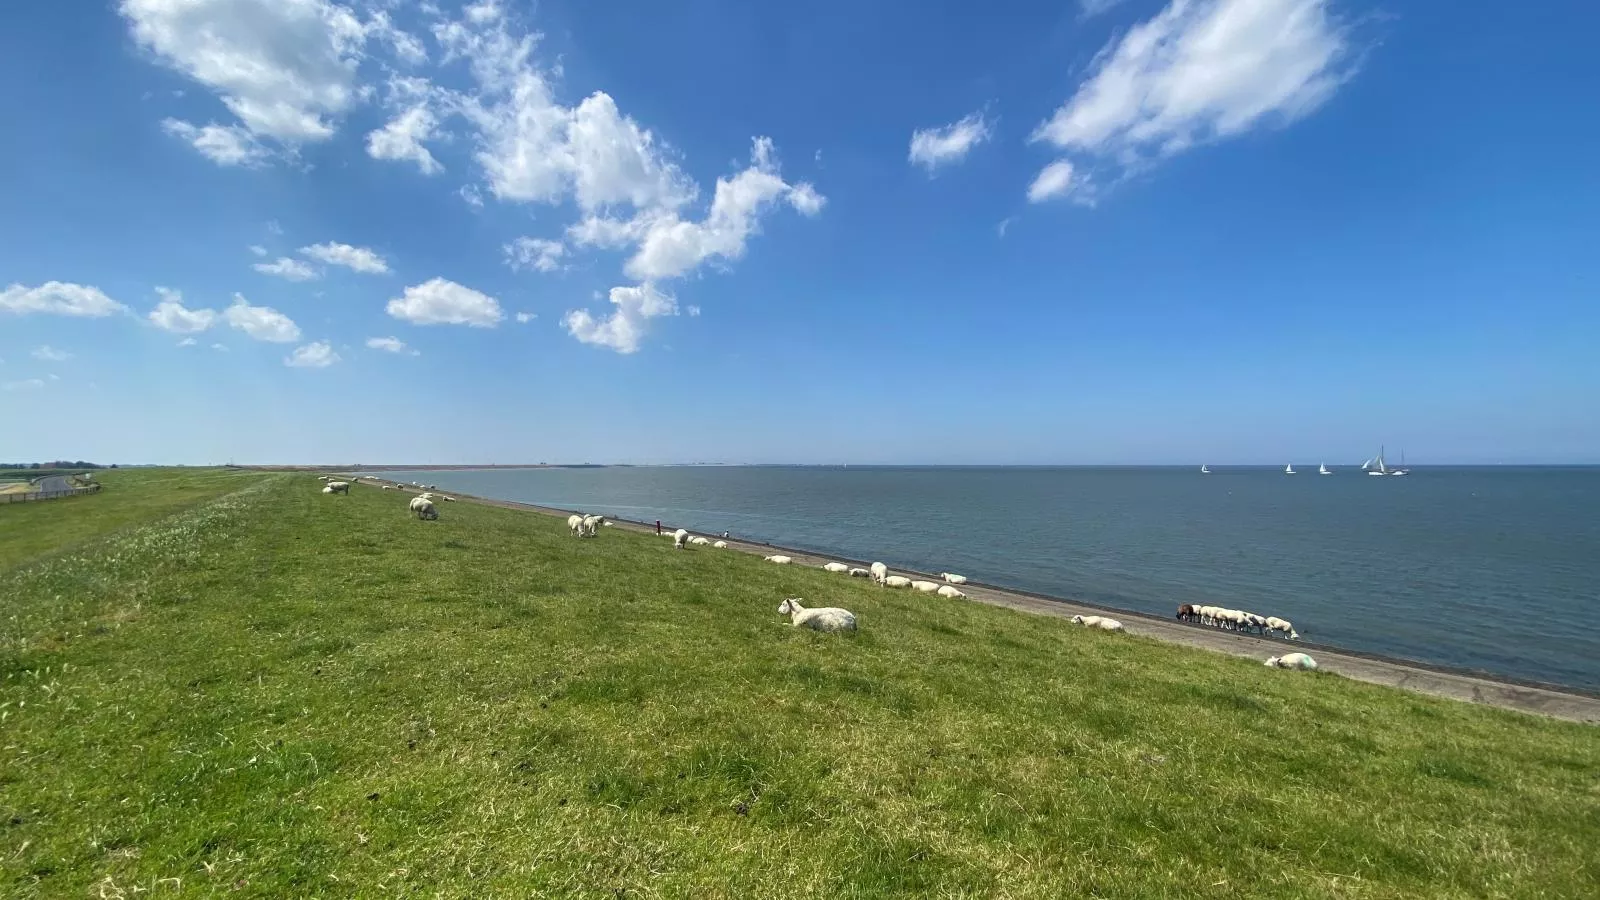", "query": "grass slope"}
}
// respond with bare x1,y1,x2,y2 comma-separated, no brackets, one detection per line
2,471,1596,898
